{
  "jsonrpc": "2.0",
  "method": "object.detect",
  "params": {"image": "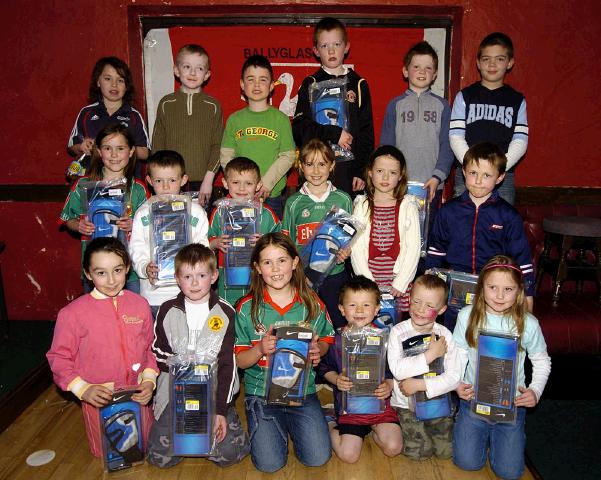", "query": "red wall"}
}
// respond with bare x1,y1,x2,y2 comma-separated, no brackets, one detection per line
1,0,601,320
